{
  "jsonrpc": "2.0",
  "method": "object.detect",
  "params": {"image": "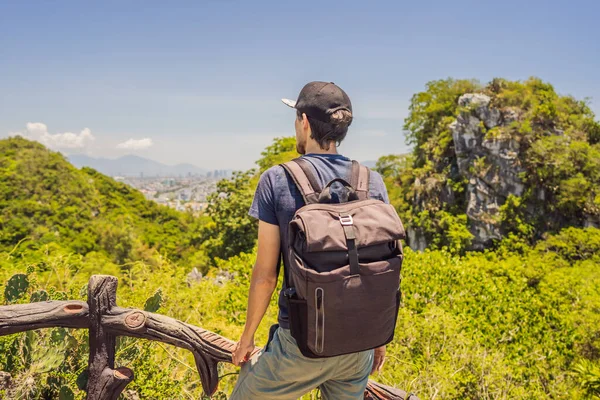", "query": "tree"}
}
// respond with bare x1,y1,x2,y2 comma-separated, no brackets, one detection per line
200,169,258,261
200,137,299,262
